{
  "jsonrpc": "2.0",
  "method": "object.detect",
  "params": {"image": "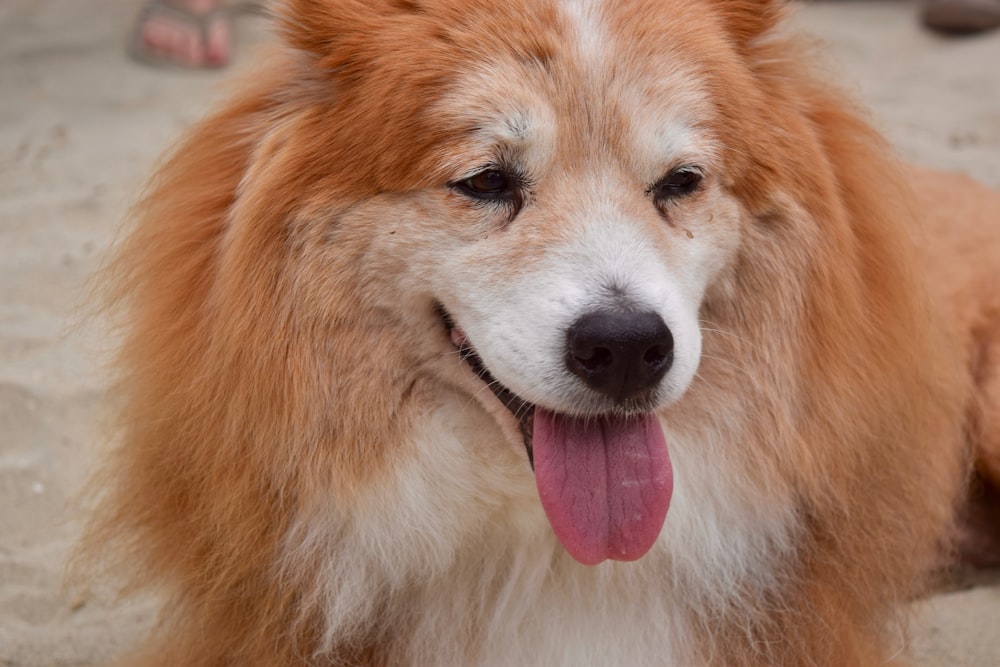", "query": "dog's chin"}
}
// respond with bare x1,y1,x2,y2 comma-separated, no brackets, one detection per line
436,304,662,468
